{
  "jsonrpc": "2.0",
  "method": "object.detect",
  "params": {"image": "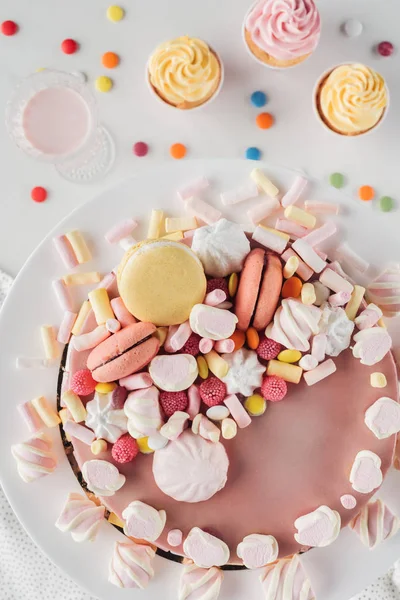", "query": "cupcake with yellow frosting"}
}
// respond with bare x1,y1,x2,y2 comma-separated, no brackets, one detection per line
314,63,389,136
147,36,223,109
